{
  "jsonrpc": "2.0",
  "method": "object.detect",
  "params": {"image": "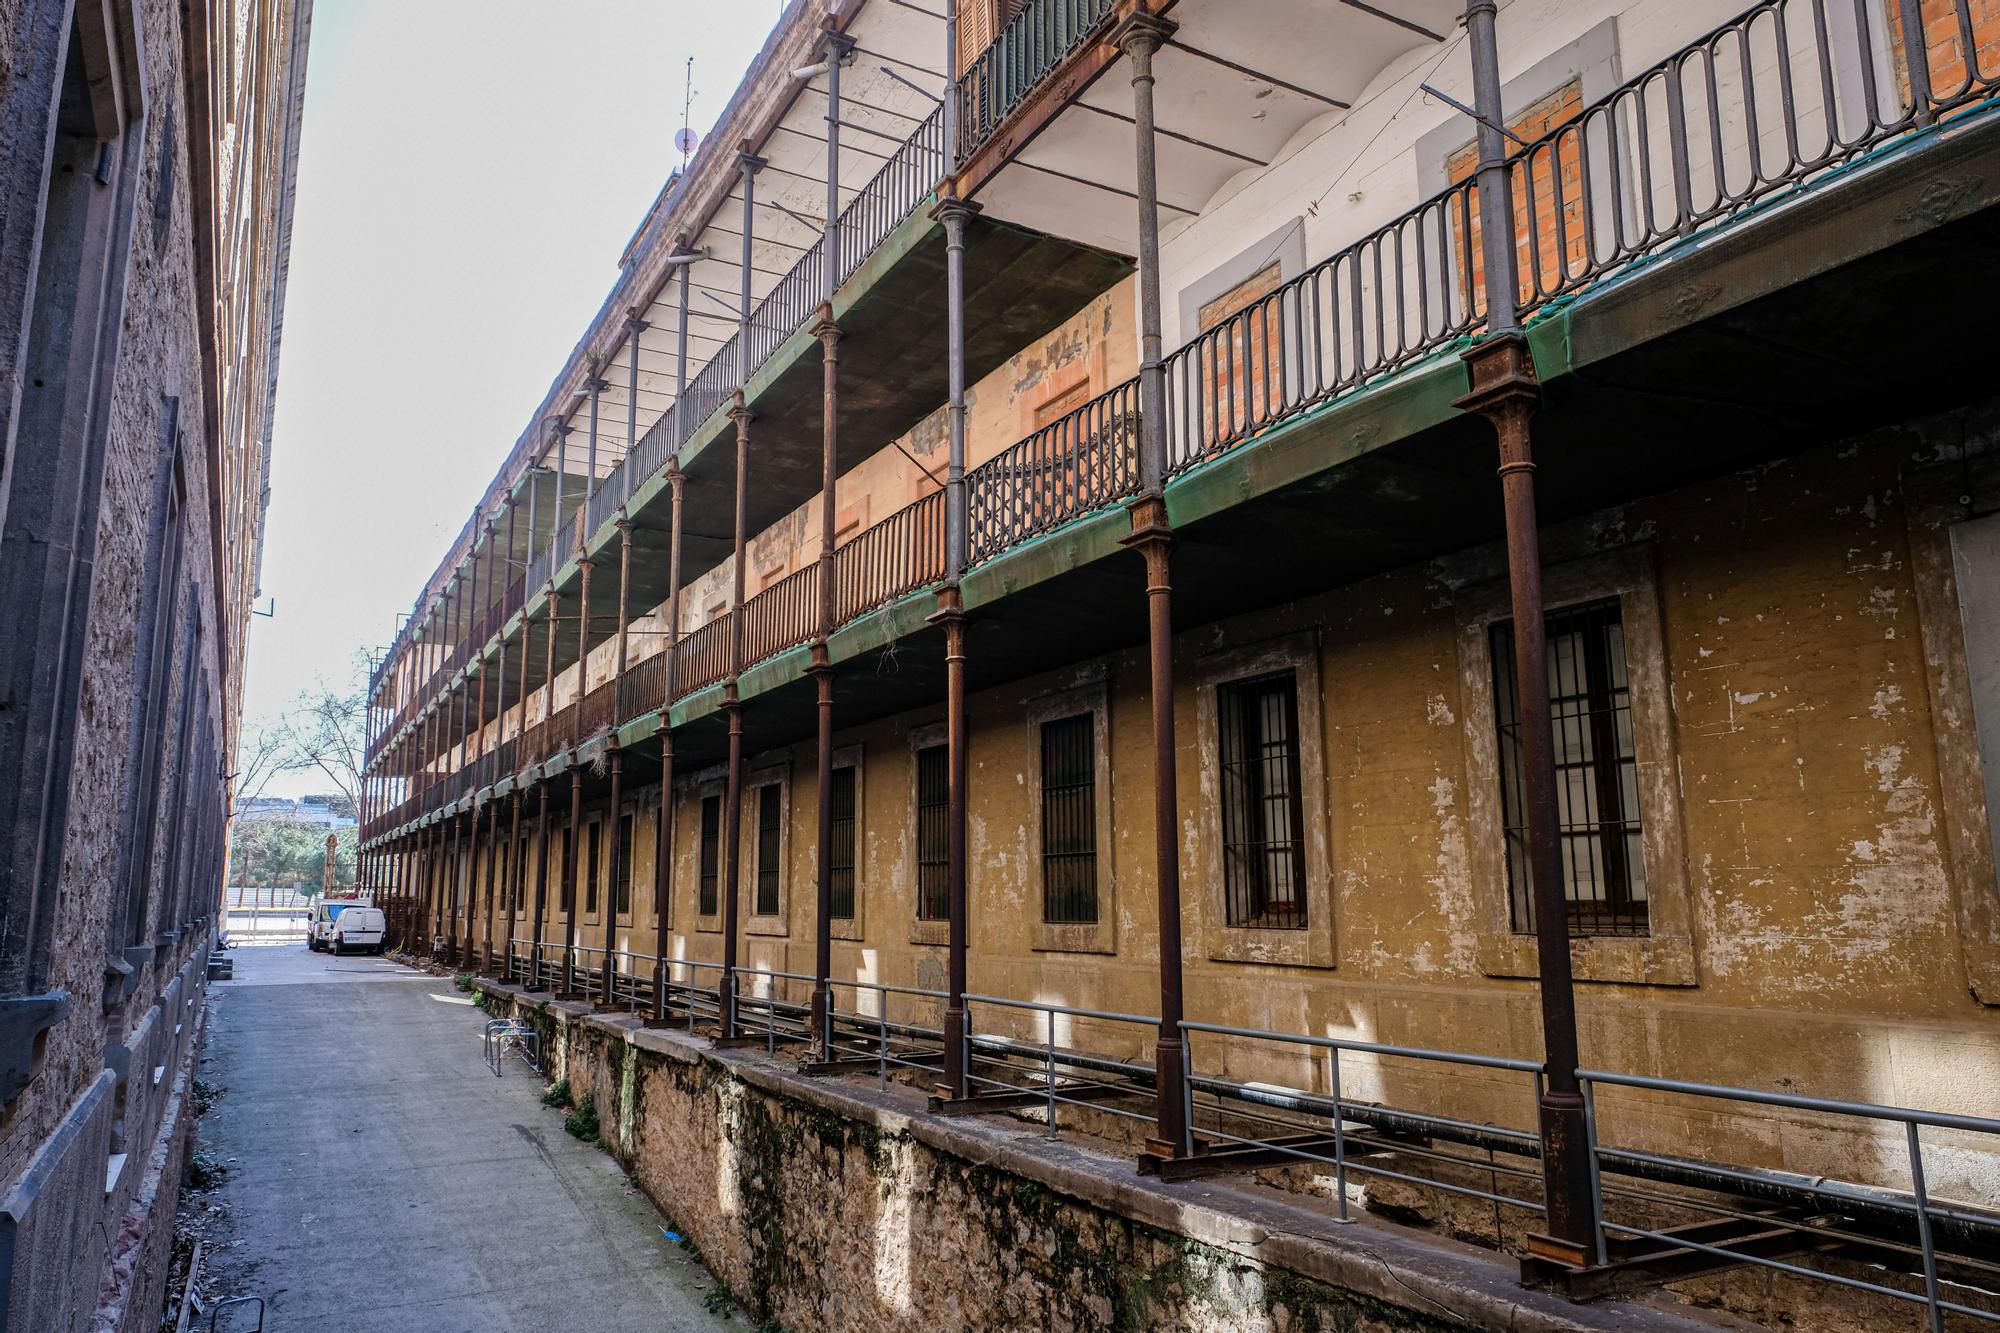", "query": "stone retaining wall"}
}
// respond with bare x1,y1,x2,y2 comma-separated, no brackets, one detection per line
479,981,1711,1333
